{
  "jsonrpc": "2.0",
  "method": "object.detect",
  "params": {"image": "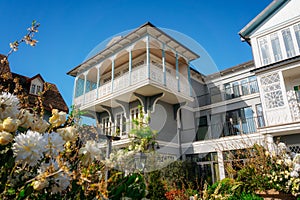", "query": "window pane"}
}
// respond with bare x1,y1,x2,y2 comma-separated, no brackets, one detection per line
270,33,283,61
224,83,232,100
259,37,271,65
75,78,84,97
282,28,296,58
249,76,259,93
294,24,300,52
30,84,36,94
256,104,265,127
232,82,240,98
241,79,249,95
